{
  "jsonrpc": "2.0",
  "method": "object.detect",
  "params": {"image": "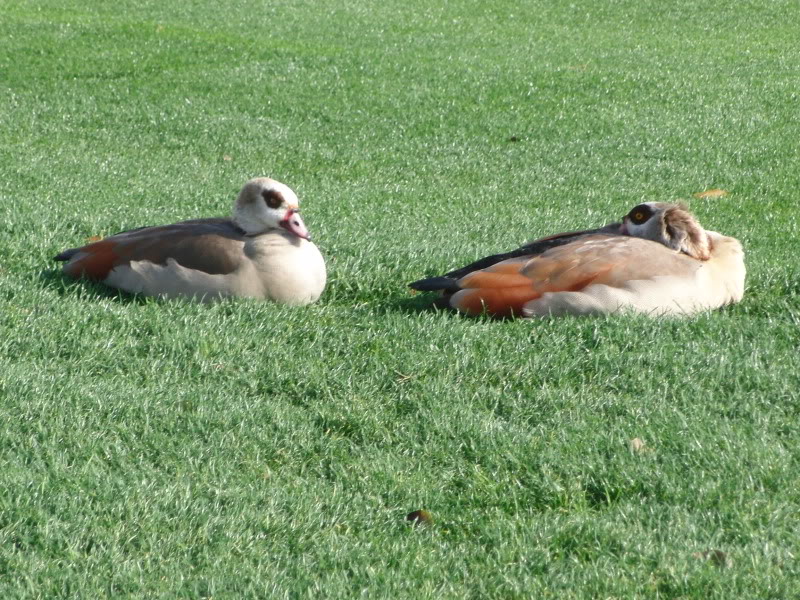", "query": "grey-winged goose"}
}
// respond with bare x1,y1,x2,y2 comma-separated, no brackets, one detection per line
55,177,327,304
